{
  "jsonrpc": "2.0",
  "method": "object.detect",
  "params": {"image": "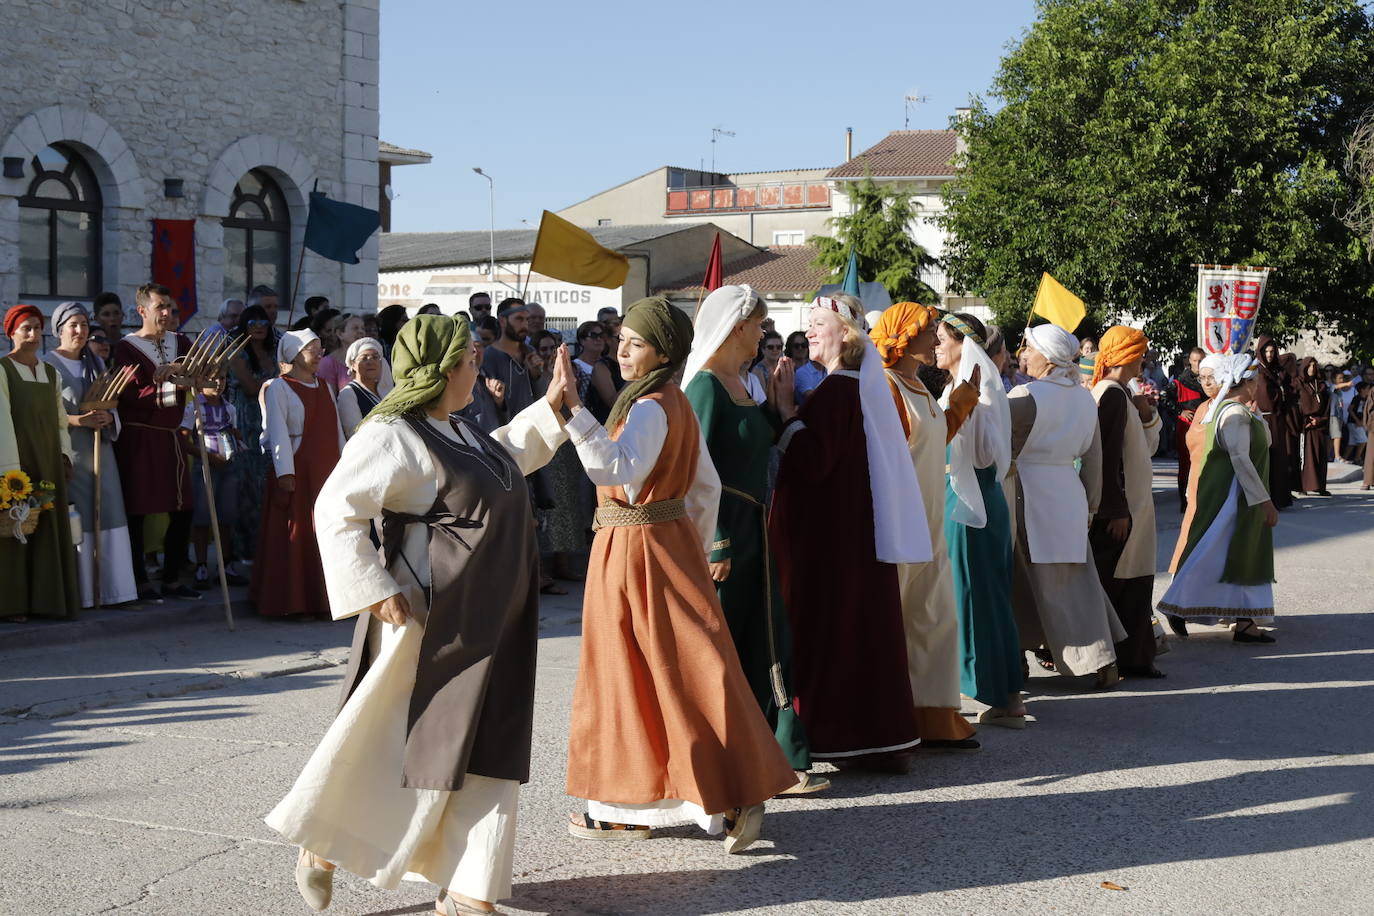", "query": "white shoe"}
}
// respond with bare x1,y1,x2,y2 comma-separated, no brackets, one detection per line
723,803,764,854
295,849,333,911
